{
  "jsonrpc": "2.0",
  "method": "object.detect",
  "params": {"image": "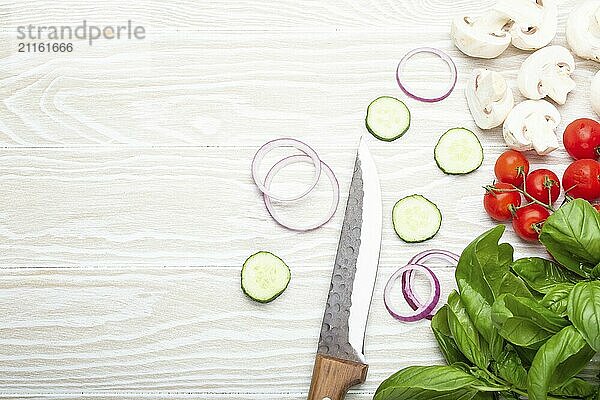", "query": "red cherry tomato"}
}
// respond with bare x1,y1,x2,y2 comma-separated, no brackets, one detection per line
563,118,600,160
594,204,600,212
512,204,550,242
483,182,522,221
525,169,561,205
562,159,600,201
494,150,530,187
